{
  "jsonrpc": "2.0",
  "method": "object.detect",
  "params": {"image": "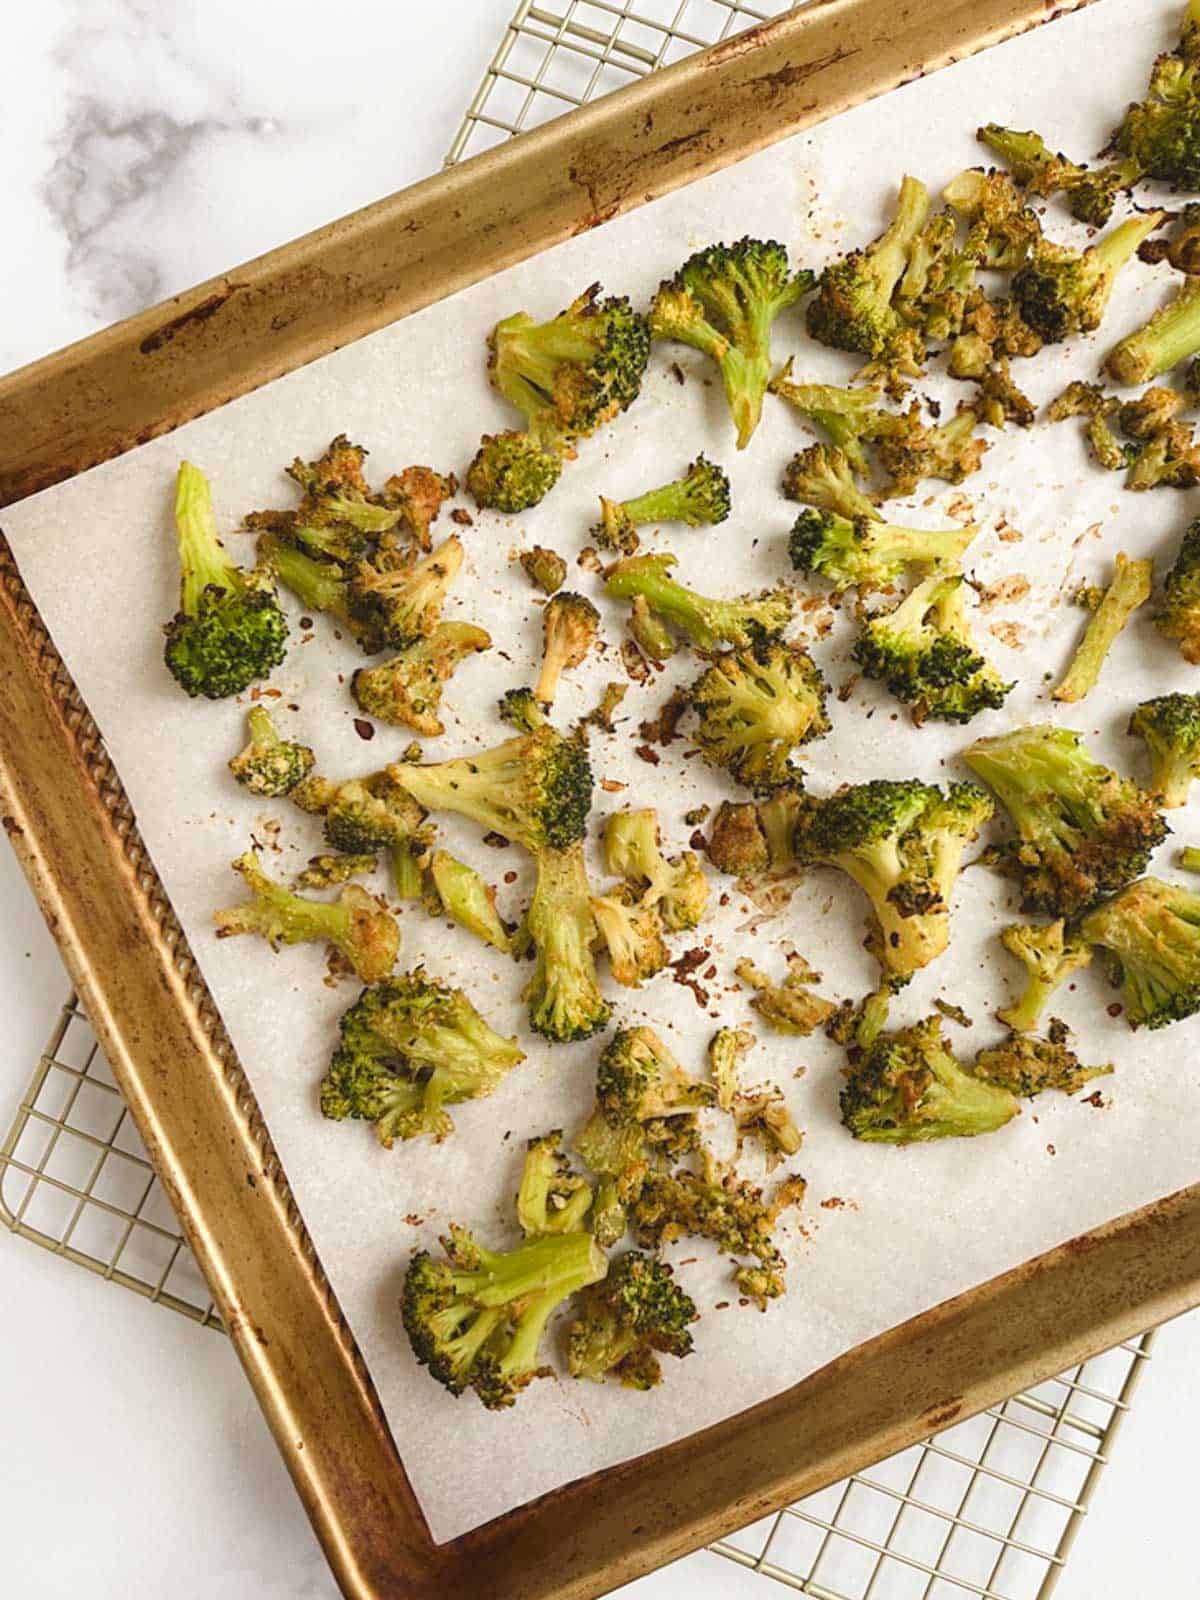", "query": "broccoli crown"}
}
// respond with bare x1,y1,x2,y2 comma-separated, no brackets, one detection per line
806,175,930,365
535,591,602,706
466,430,563,513
351,622,492,735
651,238,813,448
1130,692,1200,807
567,1251,697,1388
522,842,612,1043
976,124,1138,227
1112,32,1200,187
590,892,670,988
427,850,512,954
1081,876,1200,1029
853,574,1012,725
781,443,879,522
768,365,897,476
516,1130,594,1236
292,768,431,862
228,706,315,798
597,1026,716,1124
1107,277,1200,389
1012,213,1162,343
489,285,650,443
964,725,1168,917
390,724,592,854
973,1034,1113,1098
402,1224,607,1408
605,552,793,652
320,970,524,1145
1157,517,1200,663
997,919,1093,1033
690,641,830,793
788,509,978,595
840,1015,1019,1143
346,534,464,652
